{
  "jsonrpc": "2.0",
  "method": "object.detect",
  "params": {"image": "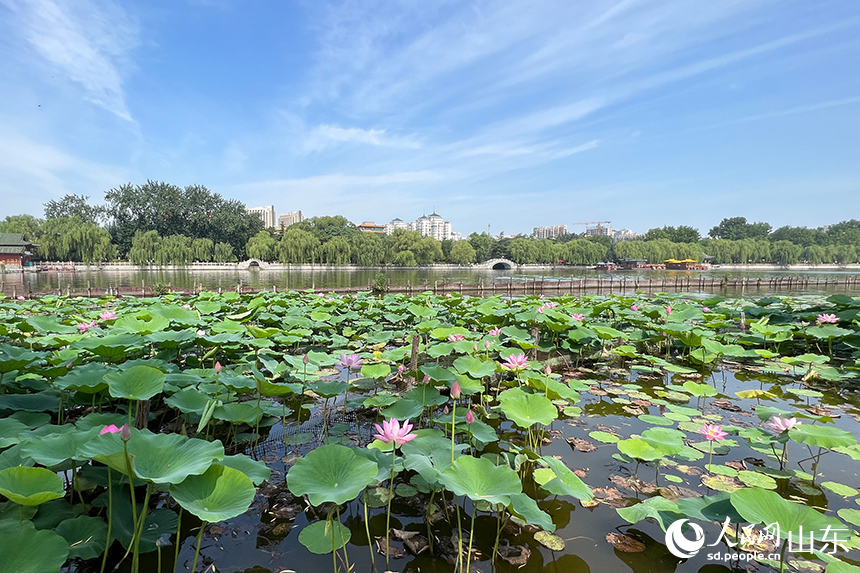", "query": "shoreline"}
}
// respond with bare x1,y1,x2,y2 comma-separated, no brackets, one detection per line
25,262,860,273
